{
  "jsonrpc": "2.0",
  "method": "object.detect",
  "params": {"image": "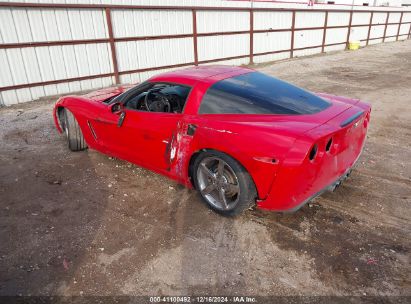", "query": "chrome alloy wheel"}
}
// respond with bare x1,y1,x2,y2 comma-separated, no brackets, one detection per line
196,156,240,211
